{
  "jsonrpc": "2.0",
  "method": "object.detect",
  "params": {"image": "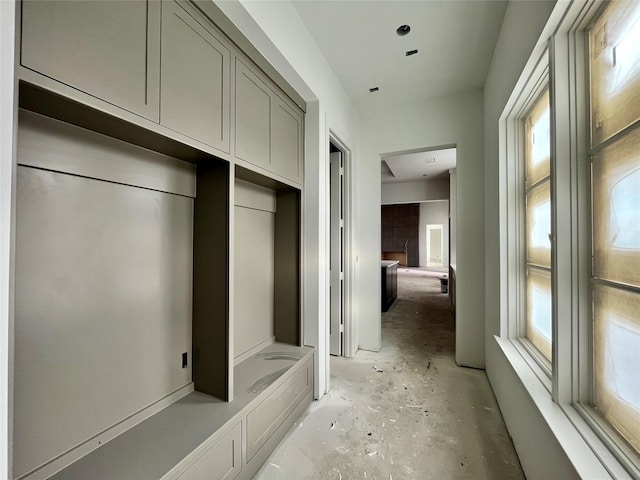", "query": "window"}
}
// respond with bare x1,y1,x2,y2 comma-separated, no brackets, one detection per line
524,88,552,362
589,0,640,456
502,52,552,383
501,0,640,474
